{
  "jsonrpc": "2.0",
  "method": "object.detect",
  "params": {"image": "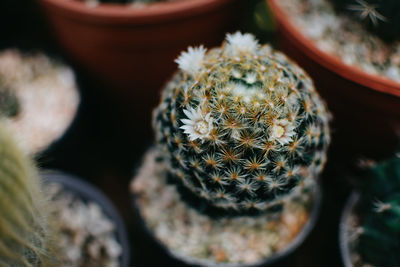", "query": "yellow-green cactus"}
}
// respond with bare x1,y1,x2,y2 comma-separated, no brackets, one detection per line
153,32,331,215
0,122,56,266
